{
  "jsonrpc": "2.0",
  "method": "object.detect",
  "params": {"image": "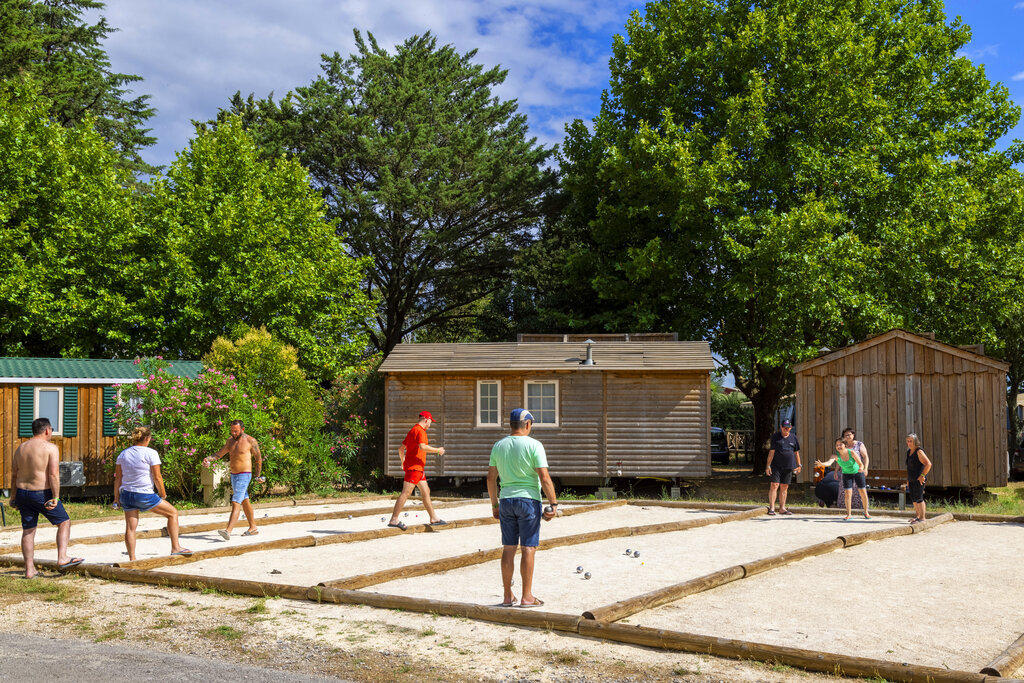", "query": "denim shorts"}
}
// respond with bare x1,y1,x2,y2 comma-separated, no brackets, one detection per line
120,489,163,512
498,497,542,548
14,489,70,529
230,472,252,503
